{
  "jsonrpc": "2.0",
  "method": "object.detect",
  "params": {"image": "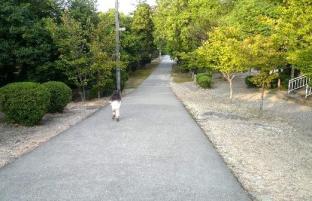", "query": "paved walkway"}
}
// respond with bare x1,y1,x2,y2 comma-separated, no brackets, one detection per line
0,56,250,201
